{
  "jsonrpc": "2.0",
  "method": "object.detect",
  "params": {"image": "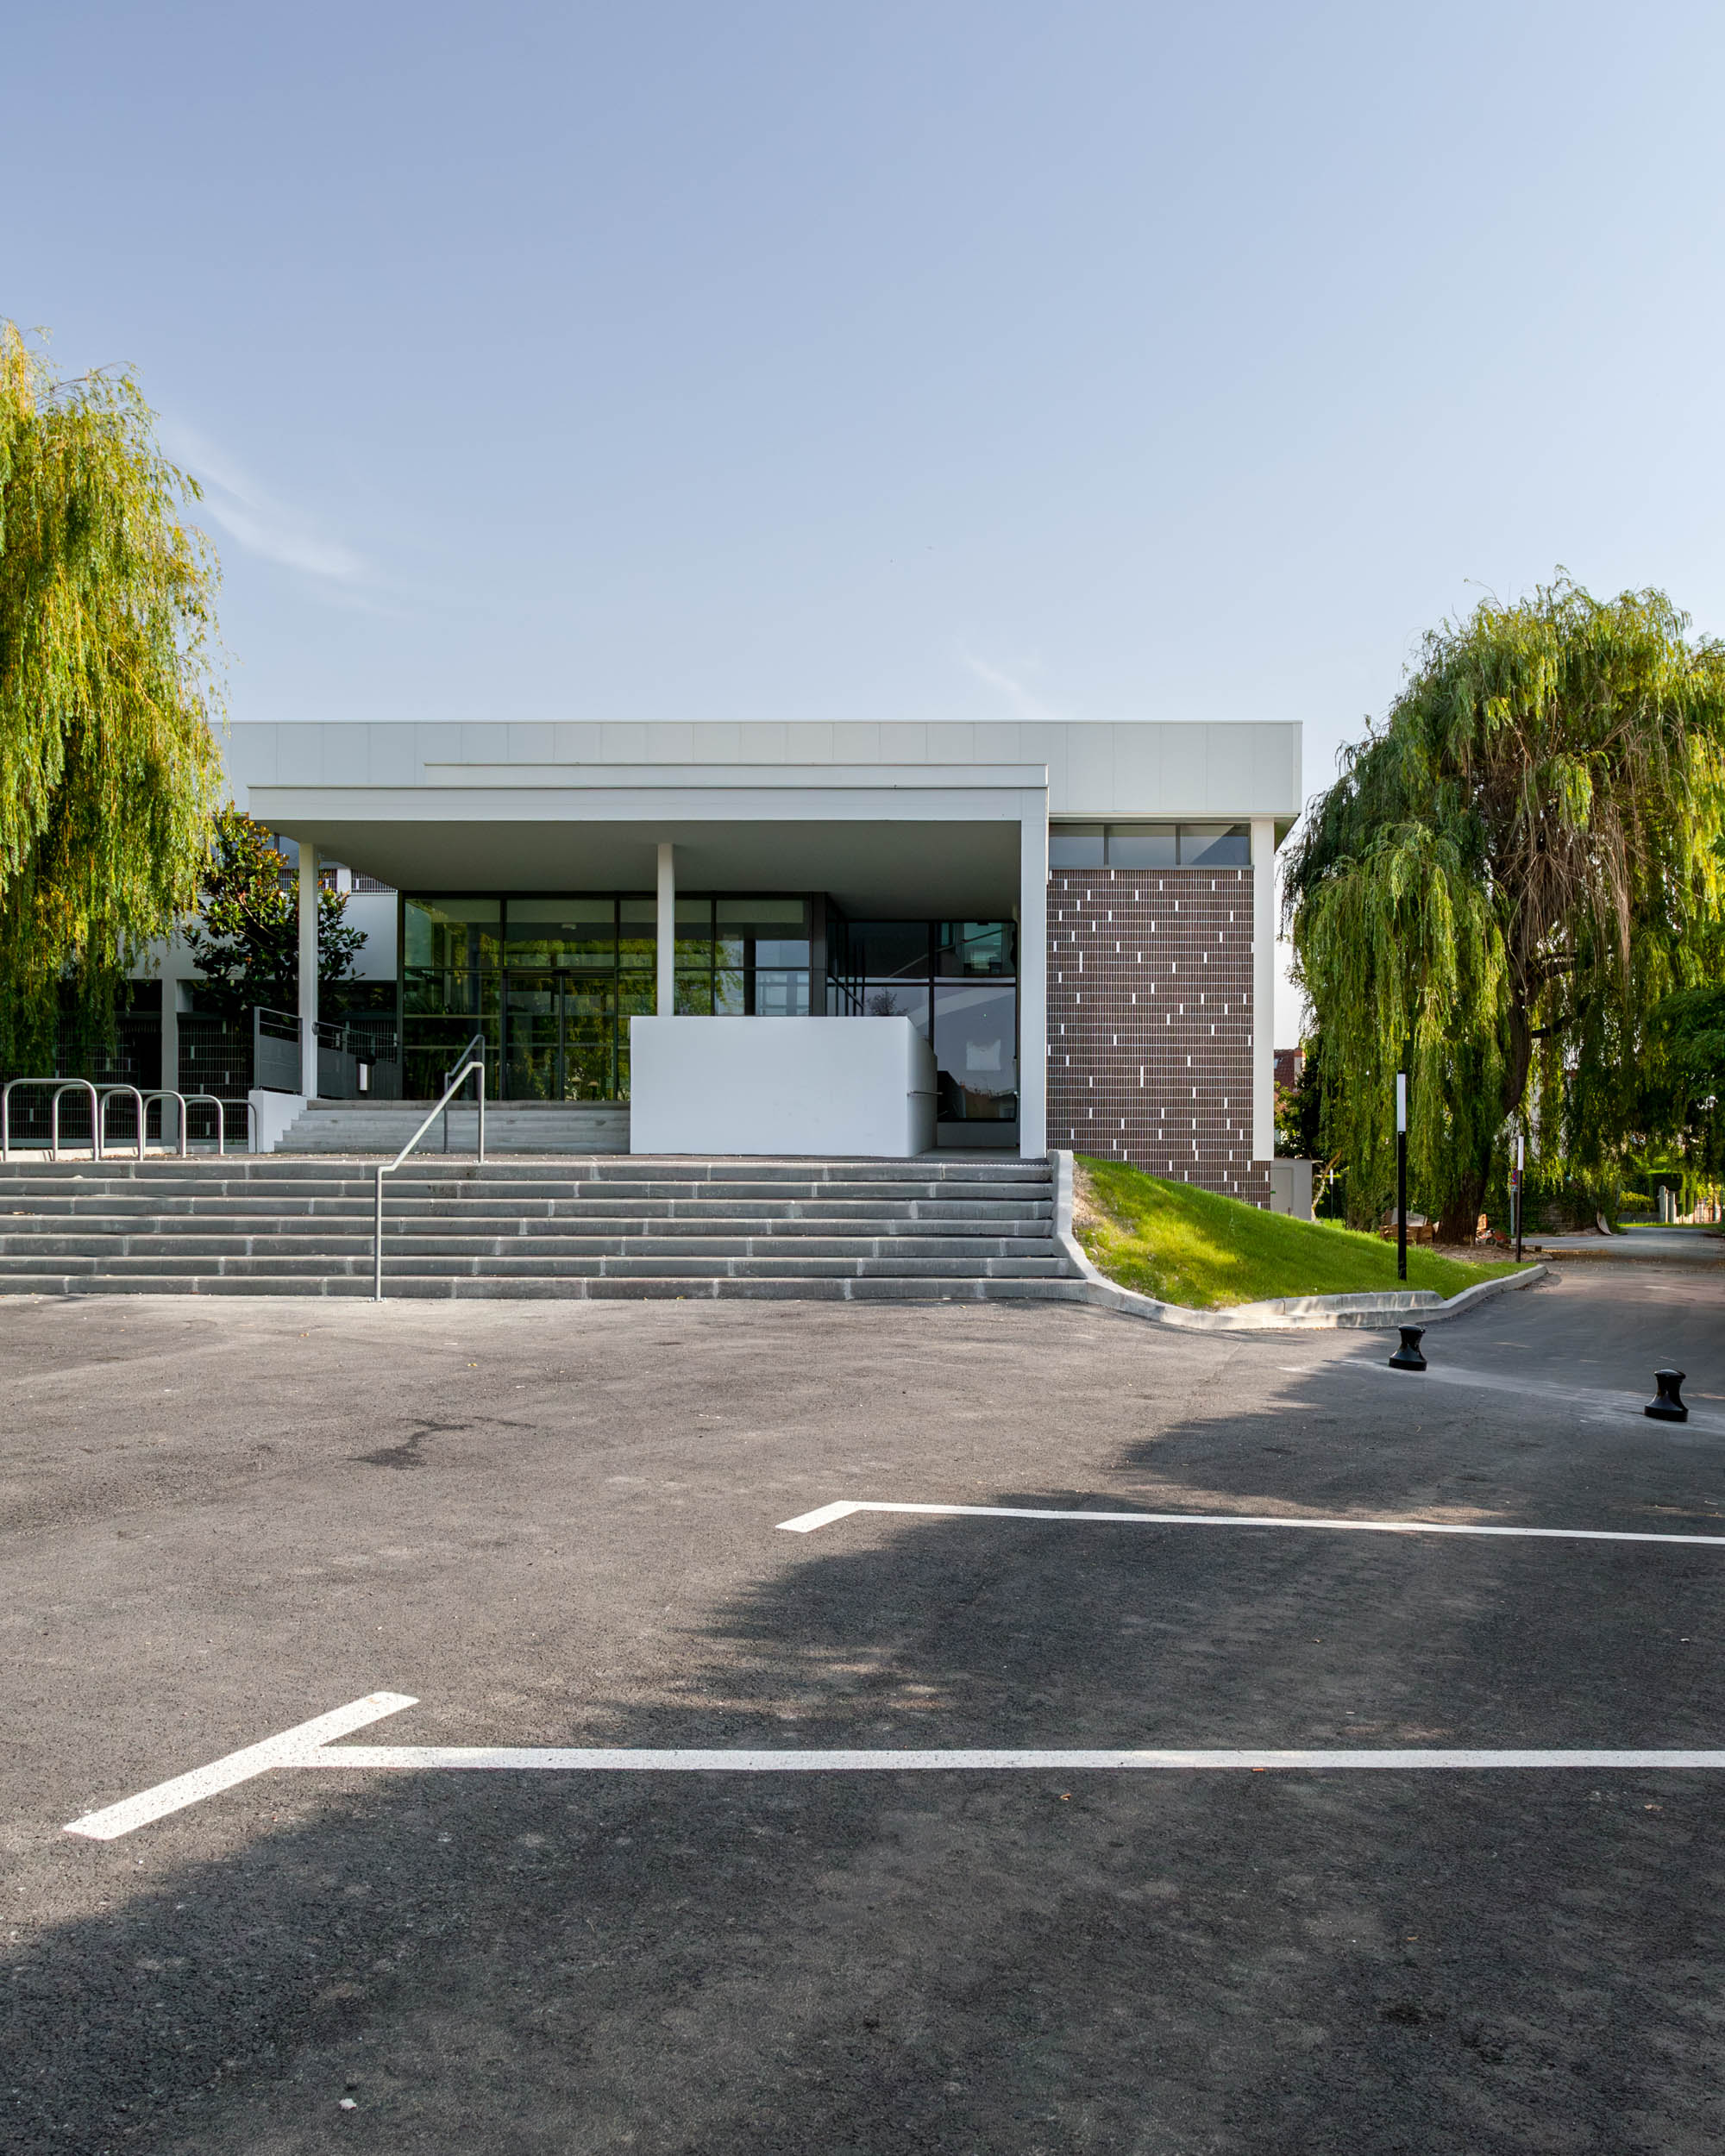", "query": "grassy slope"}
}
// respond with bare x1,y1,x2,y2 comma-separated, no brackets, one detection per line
1075,1155,1528,1310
